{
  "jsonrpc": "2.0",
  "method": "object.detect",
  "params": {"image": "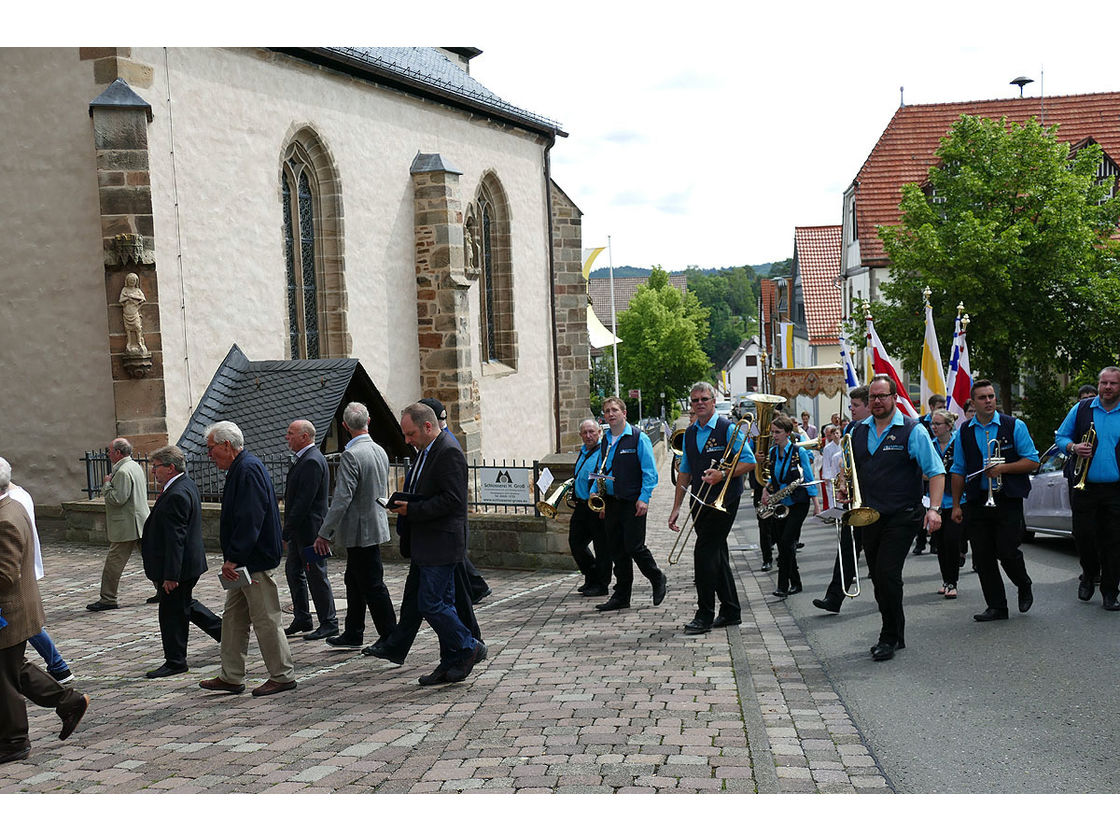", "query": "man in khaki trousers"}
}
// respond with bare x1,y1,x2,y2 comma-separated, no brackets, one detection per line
88,438,150,611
